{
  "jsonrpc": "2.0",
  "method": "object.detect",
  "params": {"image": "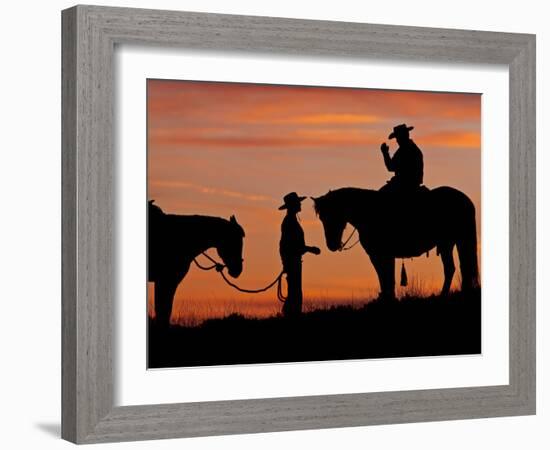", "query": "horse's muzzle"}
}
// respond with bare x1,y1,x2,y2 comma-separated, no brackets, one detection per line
228,267,243,278
327,241,343,252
